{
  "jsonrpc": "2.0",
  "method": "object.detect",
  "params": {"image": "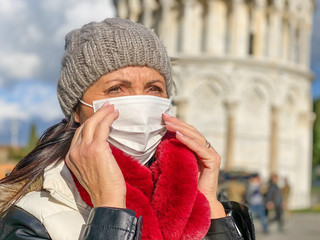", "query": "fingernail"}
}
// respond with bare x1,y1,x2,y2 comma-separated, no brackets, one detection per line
163,113,172,118
114,108,119,113
176,131,183,137
103,102,110,106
